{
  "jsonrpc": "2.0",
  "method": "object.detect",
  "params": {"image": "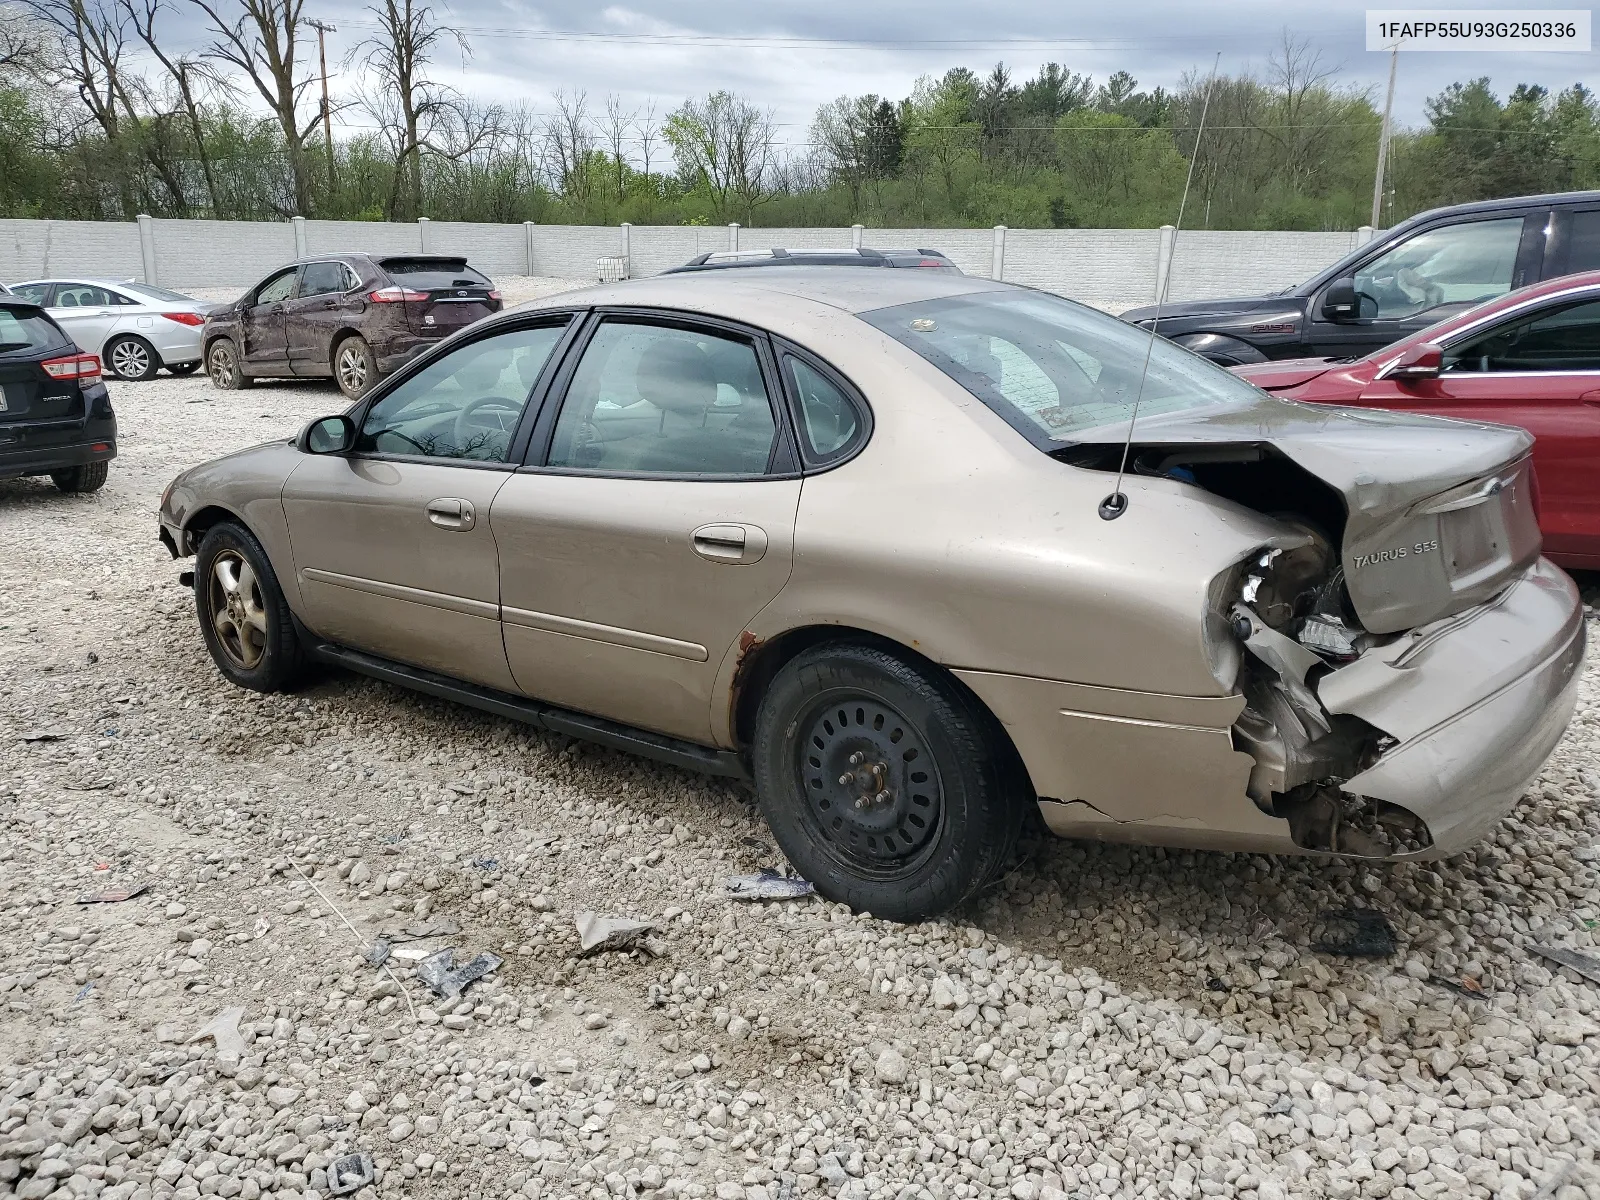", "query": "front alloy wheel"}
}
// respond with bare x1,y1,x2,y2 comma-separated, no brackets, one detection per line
207,339,249,389
208,550,268,670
